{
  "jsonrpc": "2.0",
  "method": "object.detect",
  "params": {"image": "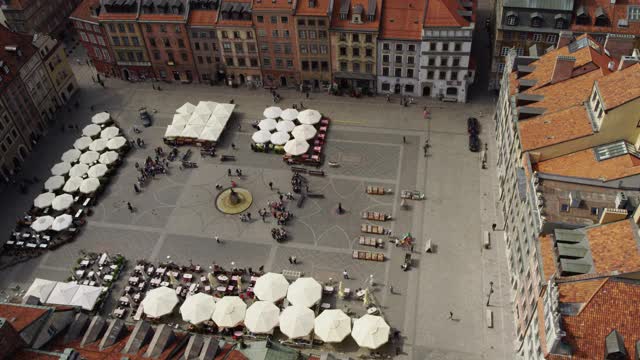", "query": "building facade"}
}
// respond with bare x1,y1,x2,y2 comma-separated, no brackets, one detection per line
187,1,221,83
294,0,333,91
0,0,81,36
33,34,77,104
18,45,57,121
253,0,299,88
